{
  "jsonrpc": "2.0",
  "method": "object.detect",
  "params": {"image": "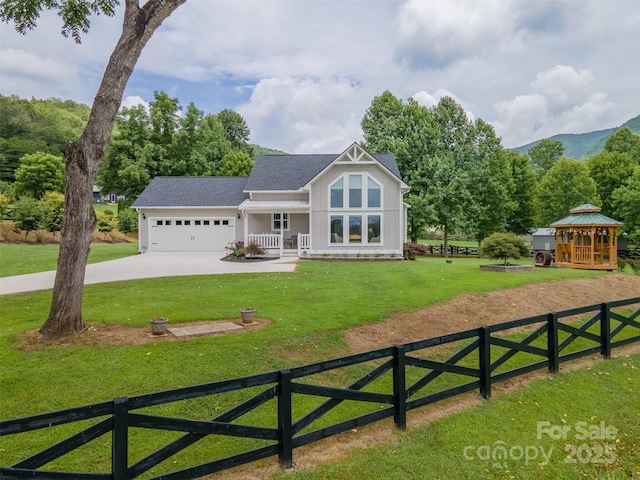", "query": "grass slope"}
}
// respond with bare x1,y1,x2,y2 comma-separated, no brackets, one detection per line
1,257,635,477
282,353,640,480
